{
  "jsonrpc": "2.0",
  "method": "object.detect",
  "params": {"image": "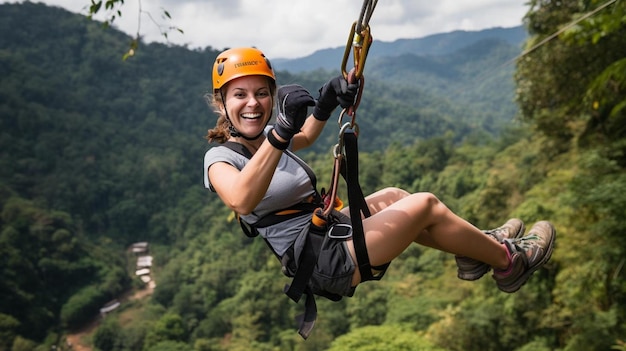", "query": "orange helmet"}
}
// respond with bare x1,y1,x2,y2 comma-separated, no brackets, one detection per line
212,47,276,93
